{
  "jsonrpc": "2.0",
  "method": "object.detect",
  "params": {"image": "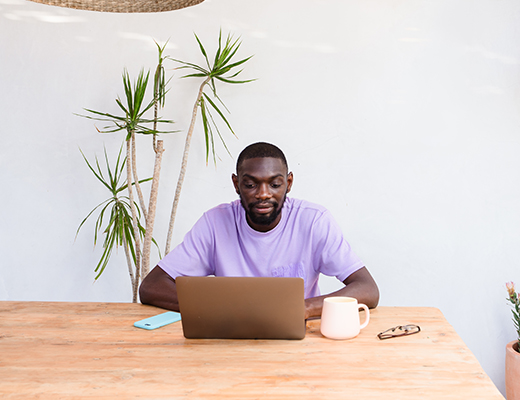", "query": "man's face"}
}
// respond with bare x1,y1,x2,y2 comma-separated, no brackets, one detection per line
232,157,293,232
